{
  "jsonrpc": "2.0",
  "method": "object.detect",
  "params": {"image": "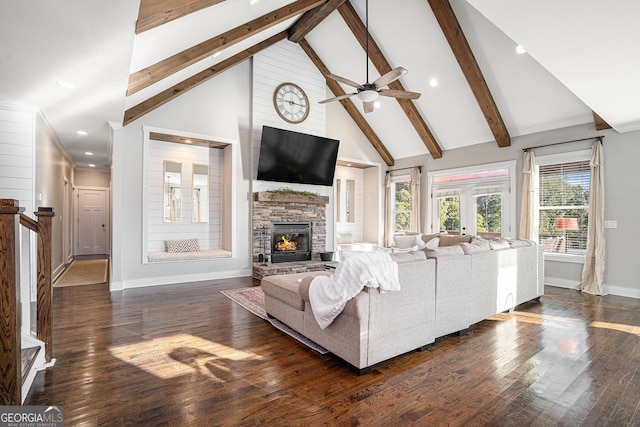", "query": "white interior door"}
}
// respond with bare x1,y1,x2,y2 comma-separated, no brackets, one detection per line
77,189,107,255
